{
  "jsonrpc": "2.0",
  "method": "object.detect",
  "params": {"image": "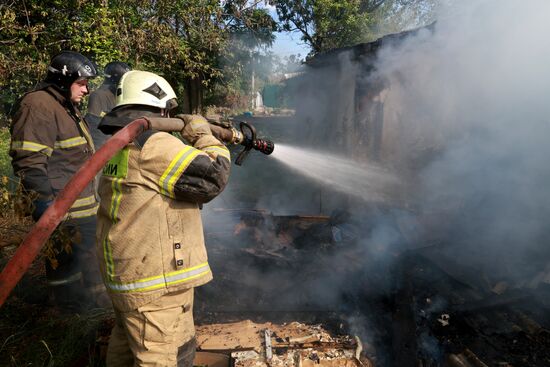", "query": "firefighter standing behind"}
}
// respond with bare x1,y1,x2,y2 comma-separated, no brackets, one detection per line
9,51,105,308
96,70,231,366
84,61,131,148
